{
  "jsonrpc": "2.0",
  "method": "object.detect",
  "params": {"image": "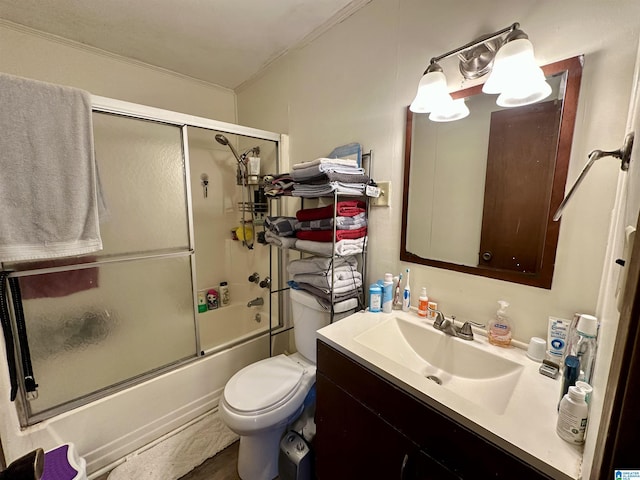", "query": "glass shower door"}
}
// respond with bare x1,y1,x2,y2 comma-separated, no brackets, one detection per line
5,112,197,423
